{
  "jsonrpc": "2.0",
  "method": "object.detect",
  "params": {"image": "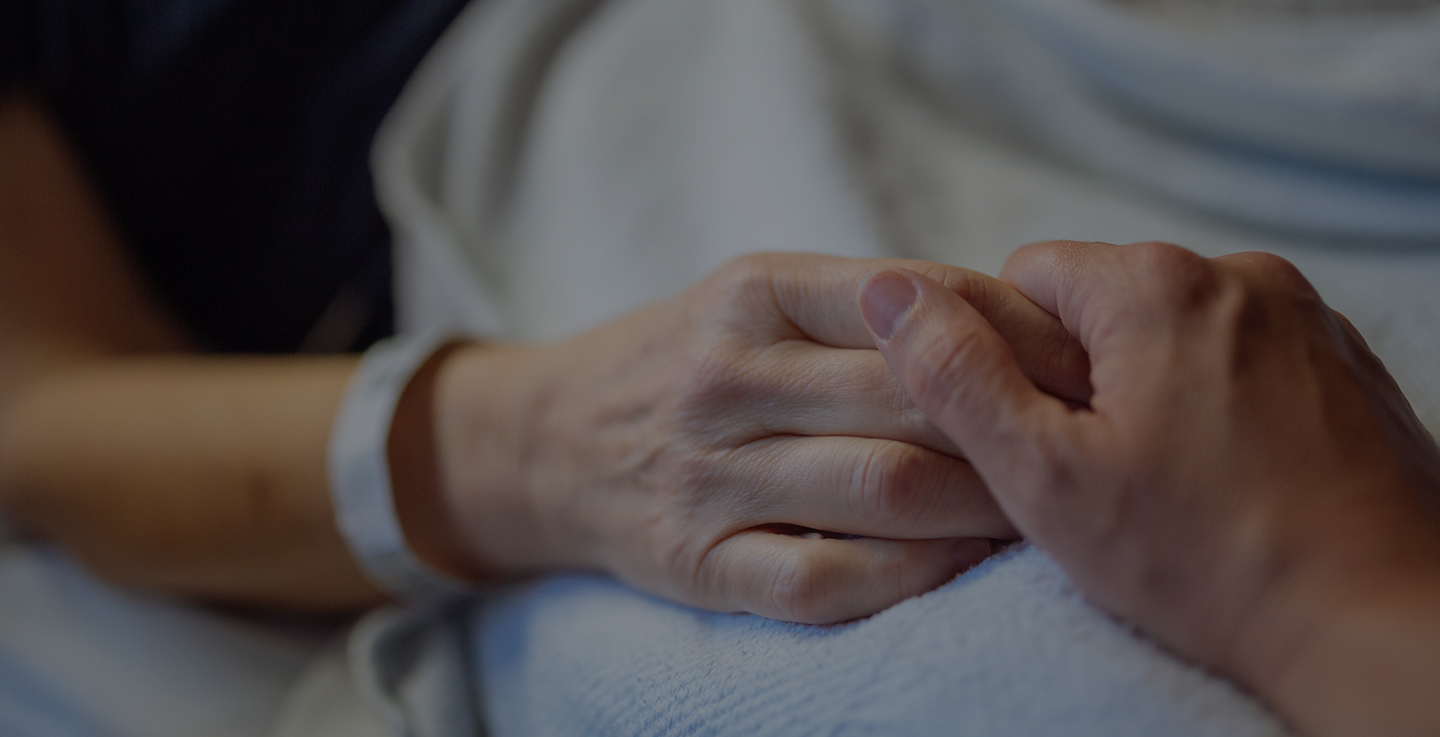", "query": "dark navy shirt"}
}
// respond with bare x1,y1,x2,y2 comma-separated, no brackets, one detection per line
1,0,471,352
